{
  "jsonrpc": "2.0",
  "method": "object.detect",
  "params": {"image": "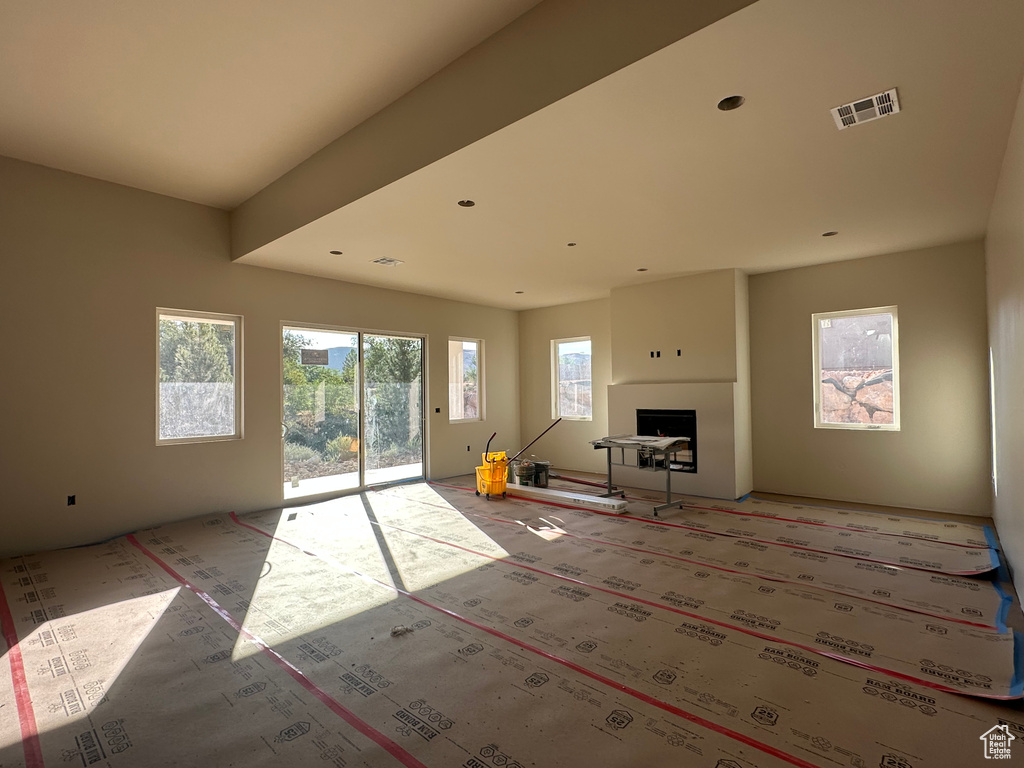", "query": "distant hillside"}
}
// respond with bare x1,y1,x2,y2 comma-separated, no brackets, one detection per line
327,346,355,371
560,352,590,365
